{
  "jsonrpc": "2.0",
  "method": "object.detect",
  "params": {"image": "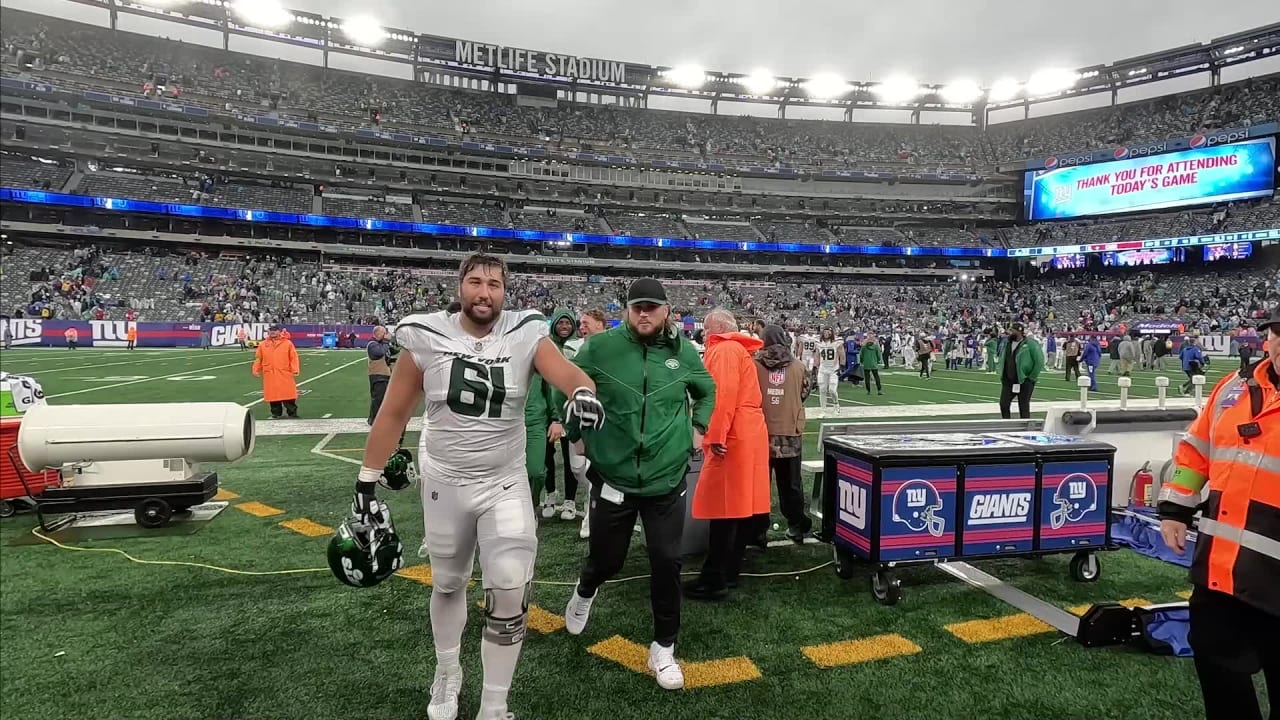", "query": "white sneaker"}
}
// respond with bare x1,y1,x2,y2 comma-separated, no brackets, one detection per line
564,582,595,635
647,642,684,690
427,666,463,720
559,499,577,521
475,708,514,720
541,491,561,519
579,504,590,539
